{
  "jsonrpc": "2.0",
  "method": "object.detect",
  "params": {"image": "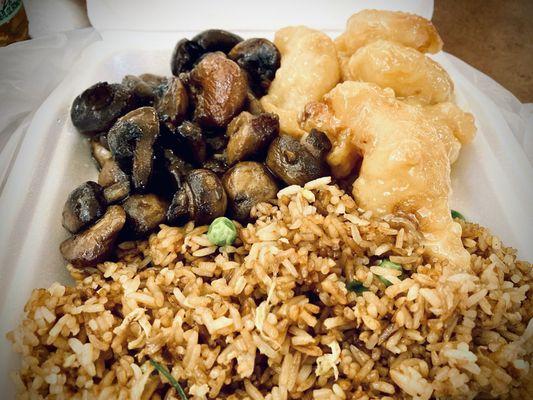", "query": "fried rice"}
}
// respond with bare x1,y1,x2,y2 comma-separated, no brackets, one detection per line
7,177,533,399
